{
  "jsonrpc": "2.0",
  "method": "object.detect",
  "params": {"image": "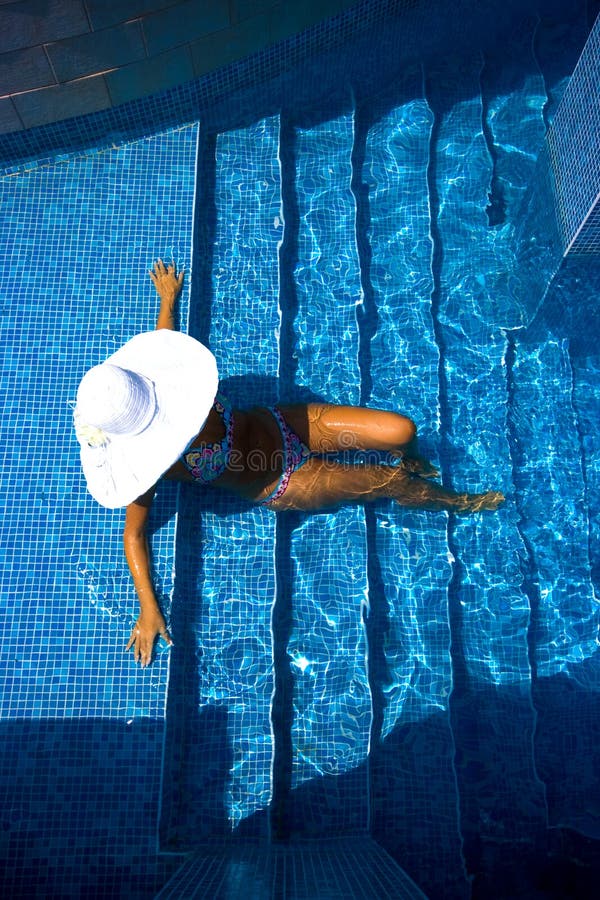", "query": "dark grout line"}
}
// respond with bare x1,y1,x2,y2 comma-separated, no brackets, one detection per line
188,128,217,344
423,60,473,882
269,113,299,840
351,99,386,812
479,52,507,227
